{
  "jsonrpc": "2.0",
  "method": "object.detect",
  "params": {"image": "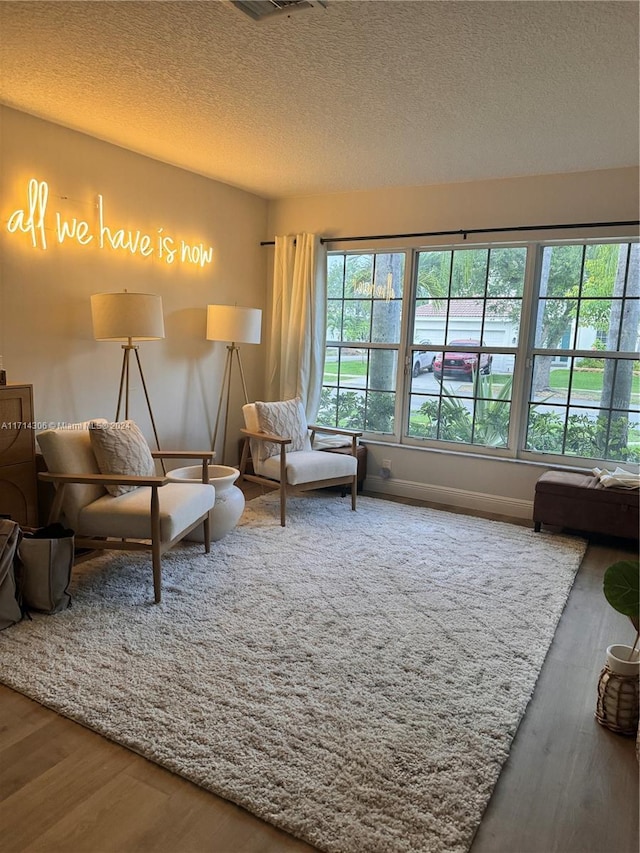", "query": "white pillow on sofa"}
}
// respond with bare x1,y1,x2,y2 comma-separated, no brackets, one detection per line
254,398,312,461
89,420,156,496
